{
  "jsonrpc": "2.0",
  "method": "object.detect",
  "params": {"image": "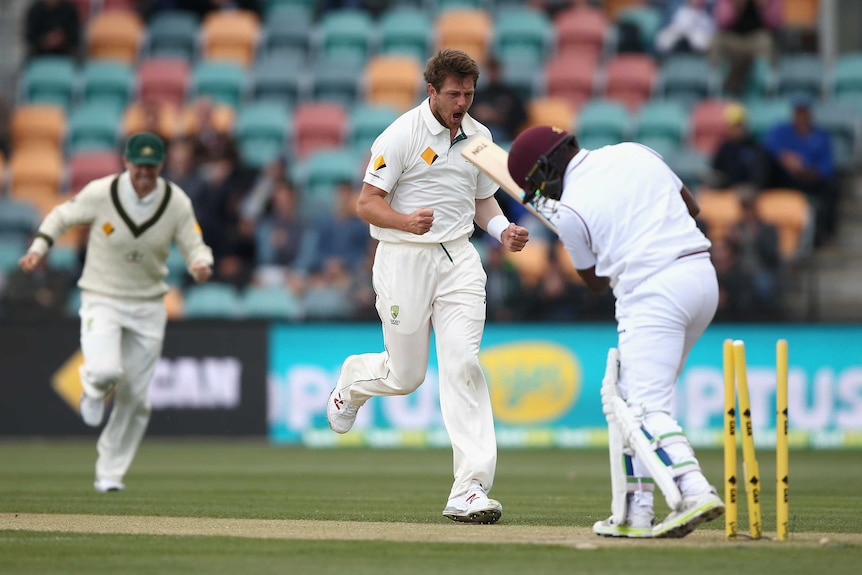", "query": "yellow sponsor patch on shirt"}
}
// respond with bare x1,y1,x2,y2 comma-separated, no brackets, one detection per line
421,147,438,166
102,222,114,236
194,221,202,234
373,155,386,170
